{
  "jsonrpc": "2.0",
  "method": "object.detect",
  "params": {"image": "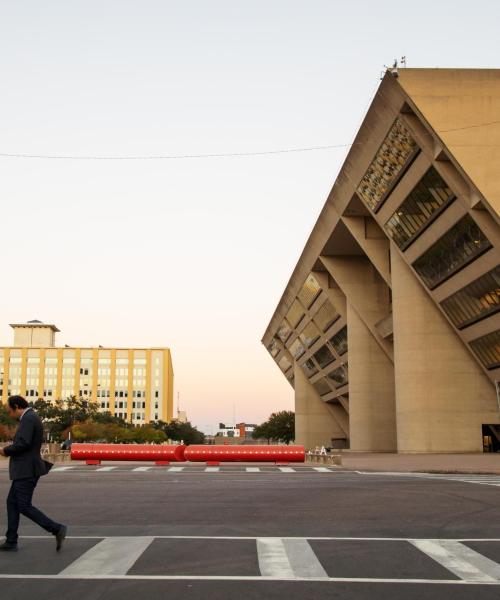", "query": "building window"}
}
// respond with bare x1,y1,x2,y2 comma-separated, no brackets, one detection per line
469,330,500,370
357,118,418,211
299,322,320,348
329,326,348,356
312,378,332,397
267,338,280,358
412,215,492,289
285,300,305,329
384,167,456,249
327,365,348,388
313,344,335,369
155,391,159,398
288,337,305,360
301,358,318,378
440,267,500,329
277,320,292,343
278,355,292,373
313,300,340,333
297,274,321,308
